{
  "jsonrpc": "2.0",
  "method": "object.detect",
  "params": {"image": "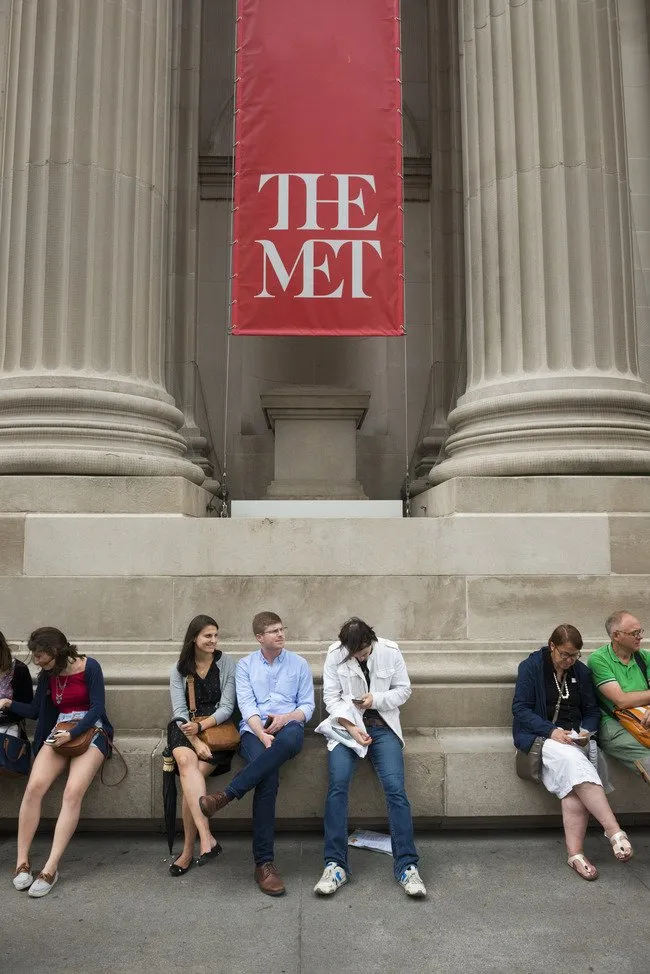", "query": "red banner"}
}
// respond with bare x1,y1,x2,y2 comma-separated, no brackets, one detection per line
231,0,404,336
